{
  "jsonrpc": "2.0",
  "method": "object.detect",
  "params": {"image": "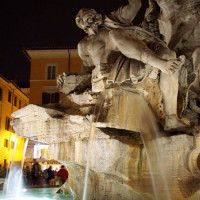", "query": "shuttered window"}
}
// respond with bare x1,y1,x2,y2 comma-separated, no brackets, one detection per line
14,96,17,106
0,88,2,101
8,91,11,103
42,92,59,105
5,117,10,131
47,65,56,80
4,139,9,148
